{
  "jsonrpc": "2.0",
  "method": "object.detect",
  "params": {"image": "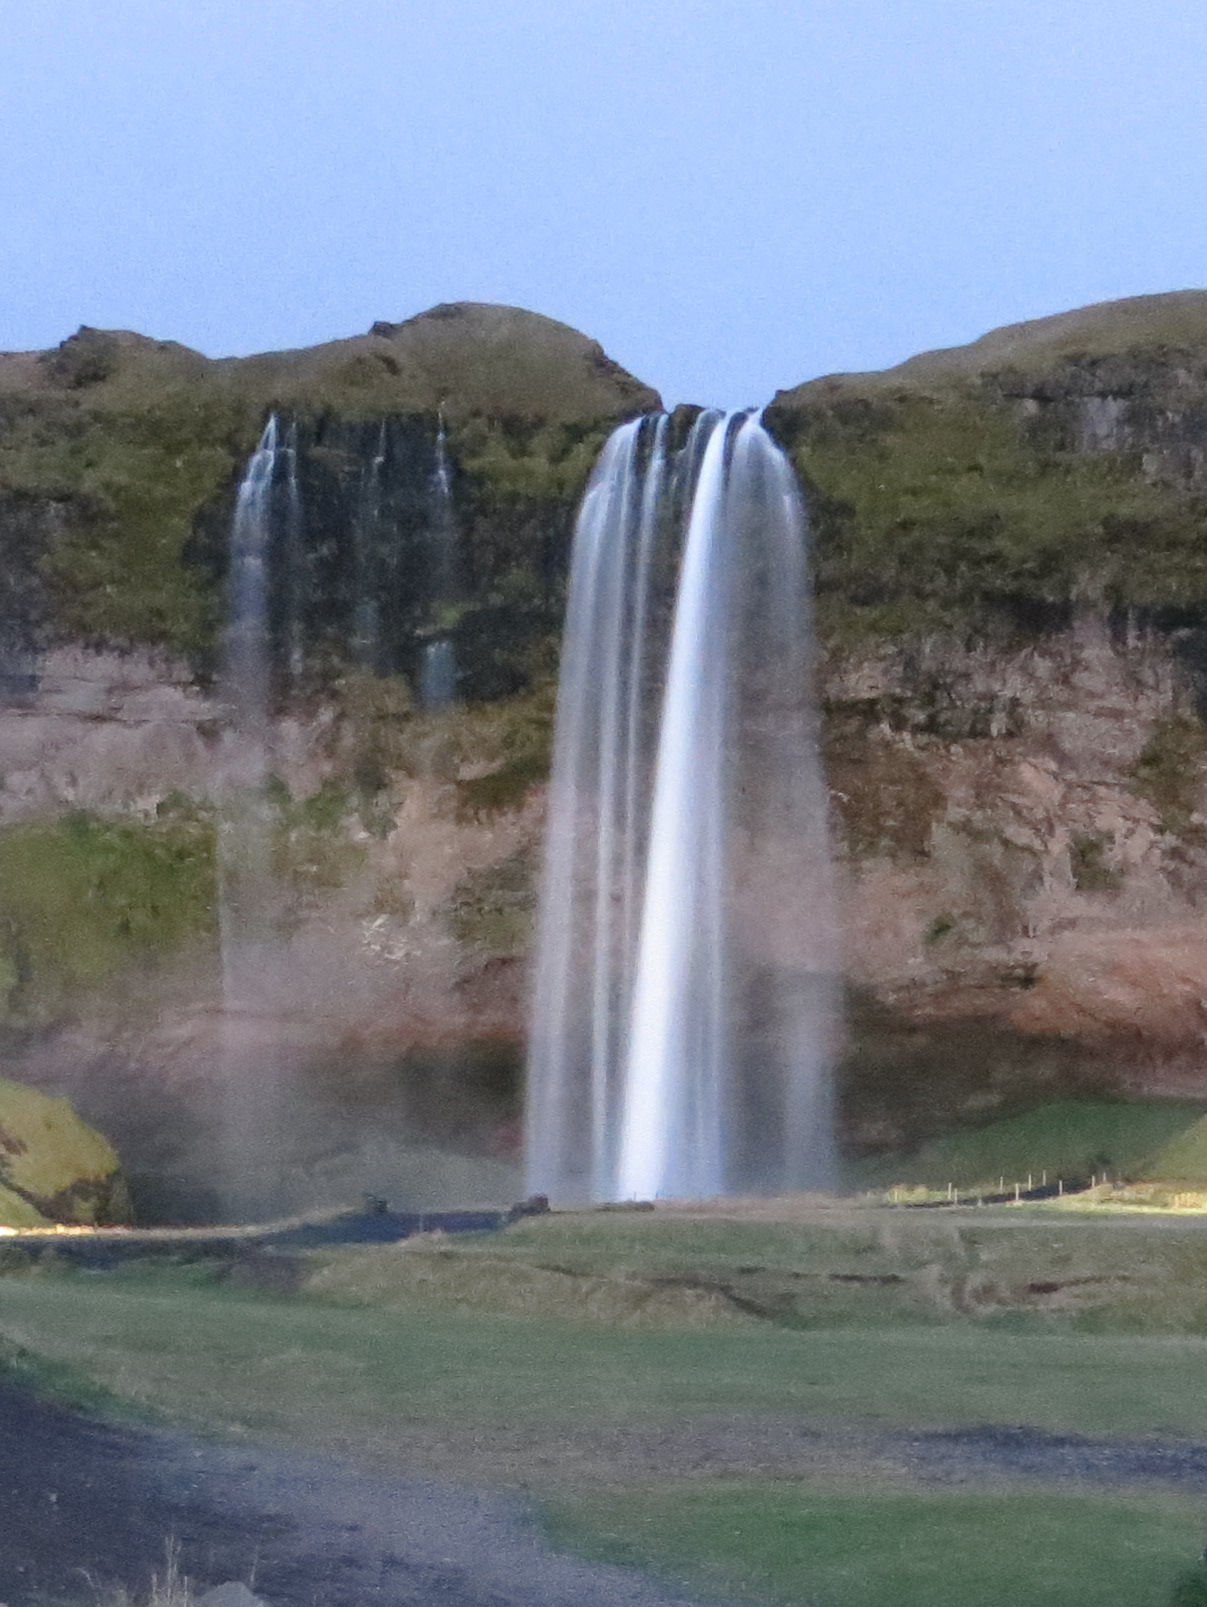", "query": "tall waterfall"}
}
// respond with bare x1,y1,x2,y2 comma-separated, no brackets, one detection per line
525,411,838,1203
